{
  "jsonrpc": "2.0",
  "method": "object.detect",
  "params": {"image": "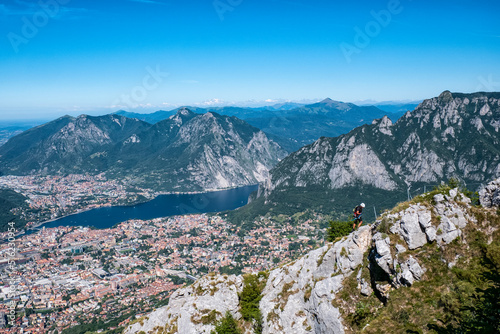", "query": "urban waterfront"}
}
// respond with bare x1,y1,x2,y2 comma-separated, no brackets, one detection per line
30,185,259,232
